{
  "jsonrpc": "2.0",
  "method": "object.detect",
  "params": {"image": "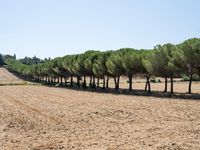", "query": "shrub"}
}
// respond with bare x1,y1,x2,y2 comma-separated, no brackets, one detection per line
150,78,156,83
181,73,200,81
192,74,200,81
181,74,190,81
157,79,162,83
